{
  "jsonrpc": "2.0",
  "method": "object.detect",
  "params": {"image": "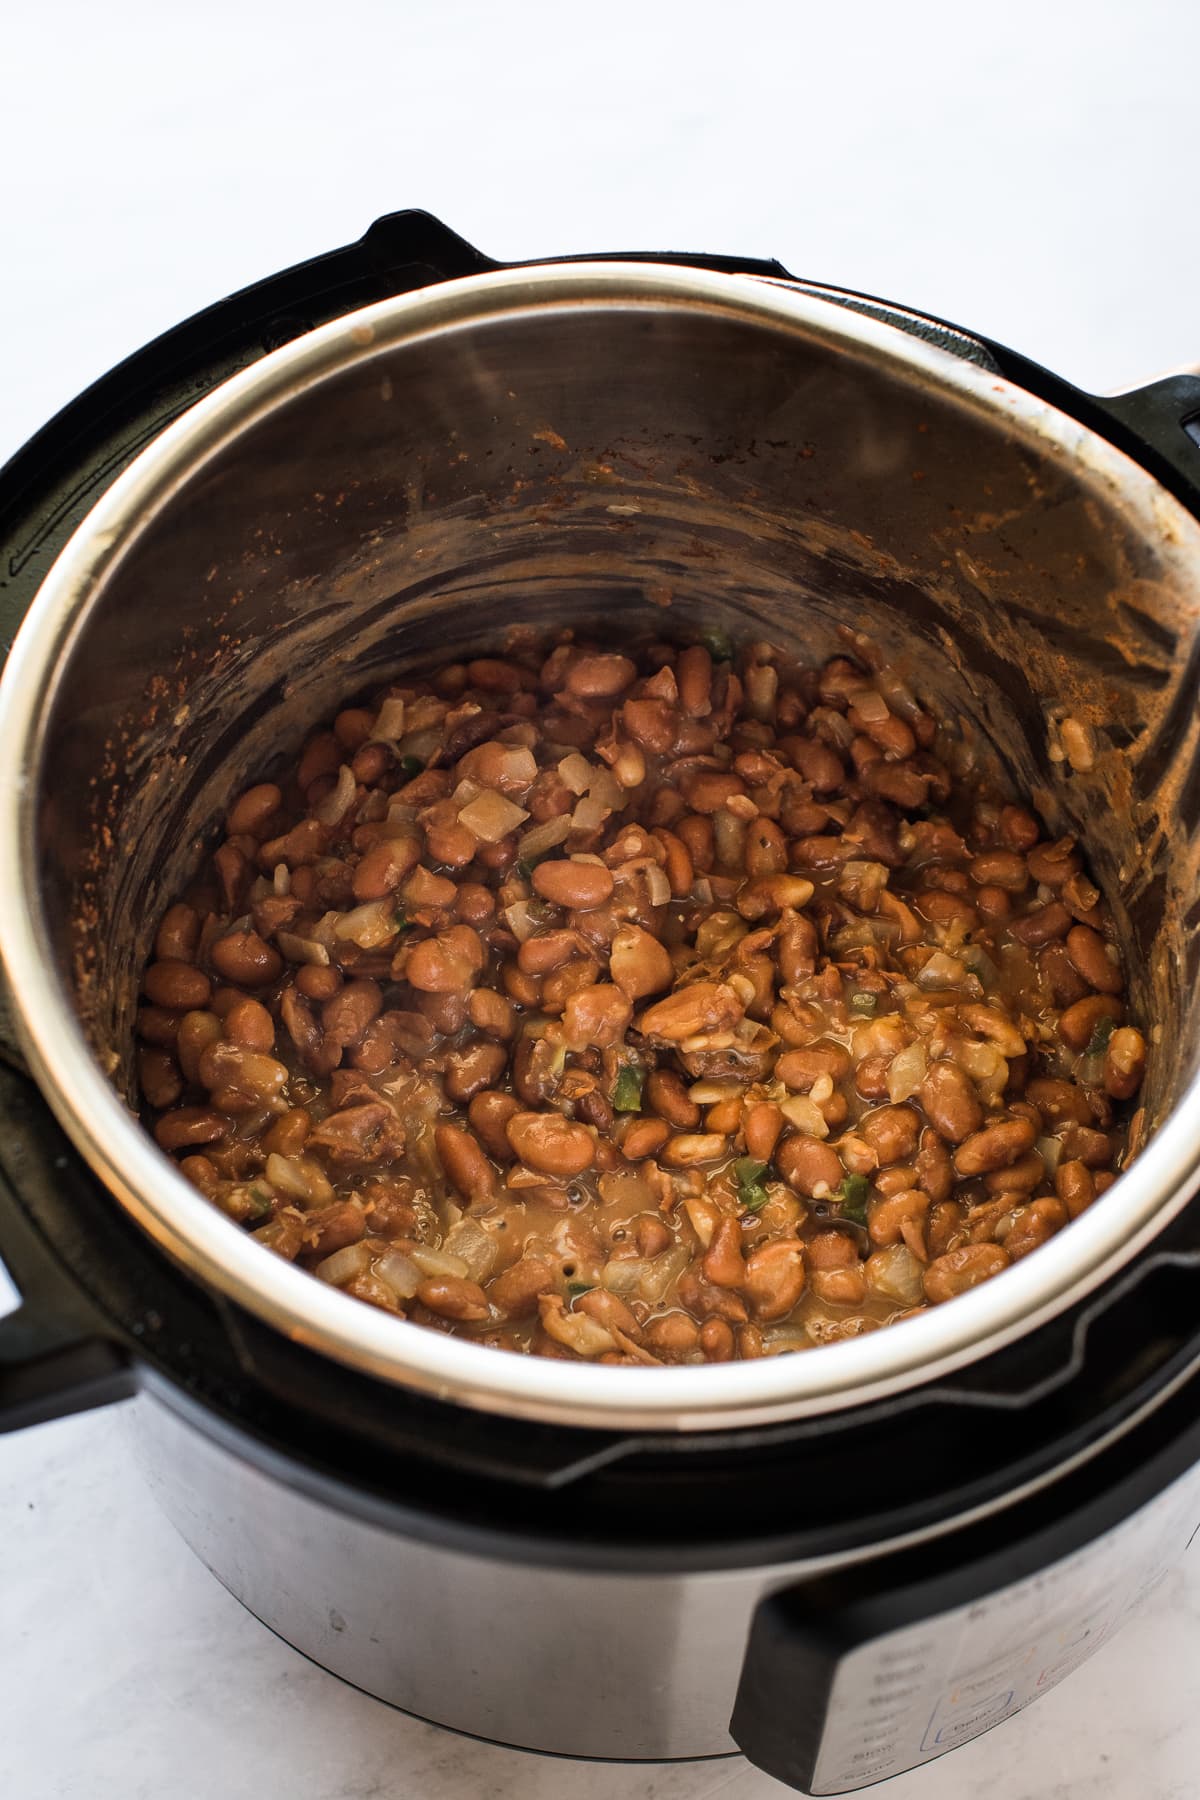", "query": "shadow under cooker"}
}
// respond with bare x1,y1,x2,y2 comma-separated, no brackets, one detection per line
2,217,1200,1793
